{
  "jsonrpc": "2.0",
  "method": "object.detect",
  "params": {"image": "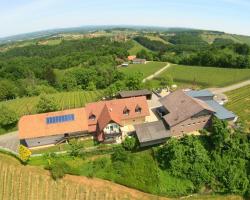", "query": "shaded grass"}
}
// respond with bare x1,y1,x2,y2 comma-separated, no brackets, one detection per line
128,40,151,55
119,61,167,78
